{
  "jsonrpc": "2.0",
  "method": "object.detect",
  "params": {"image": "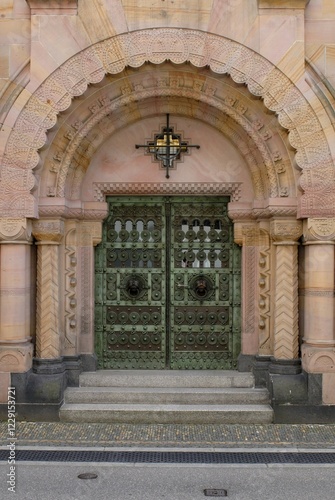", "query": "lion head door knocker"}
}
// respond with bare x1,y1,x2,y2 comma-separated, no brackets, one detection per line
122,274,147,300
189,275,214,301
127,277,141,298
195,277,208,298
